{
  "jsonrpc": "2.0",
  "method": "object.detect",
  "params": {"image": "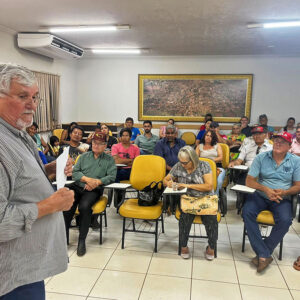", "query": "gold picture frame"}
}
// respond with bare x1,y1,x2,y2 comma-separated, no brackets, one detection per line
138,74,253,123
